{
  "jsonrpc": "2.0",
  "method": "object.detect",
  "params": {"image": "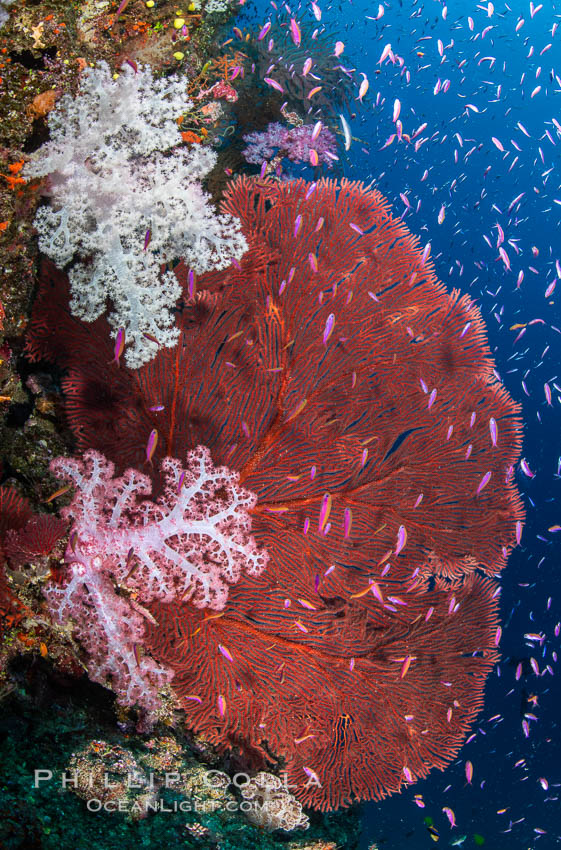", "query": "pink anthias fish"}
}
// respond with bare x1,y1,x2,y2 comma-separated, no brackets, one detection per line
146,428,158,464
290,18,301,47
323,312,335,344
476,470,492,495
311,120,322,141
395,525,407,555
442,806,456,828
402,766,413,783
113,327,125,367
187,268,196,298
400,654,415,678
378,43,392,64
357,73,369,102
318,492,332,532
499,246,511,270
218,644,234,662
303,766,320,783
264,76,284,93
